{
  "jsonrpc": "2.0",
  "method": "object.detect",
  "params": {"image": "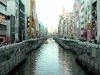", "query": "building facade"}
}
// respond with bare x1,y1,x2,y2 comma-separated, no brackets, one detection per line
0,0,7,44
19,0,25,42
79,0,98,43
7,0,19,43
68,13,73,38
97,0,100,42
91,0,97,43
73,0,81,39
